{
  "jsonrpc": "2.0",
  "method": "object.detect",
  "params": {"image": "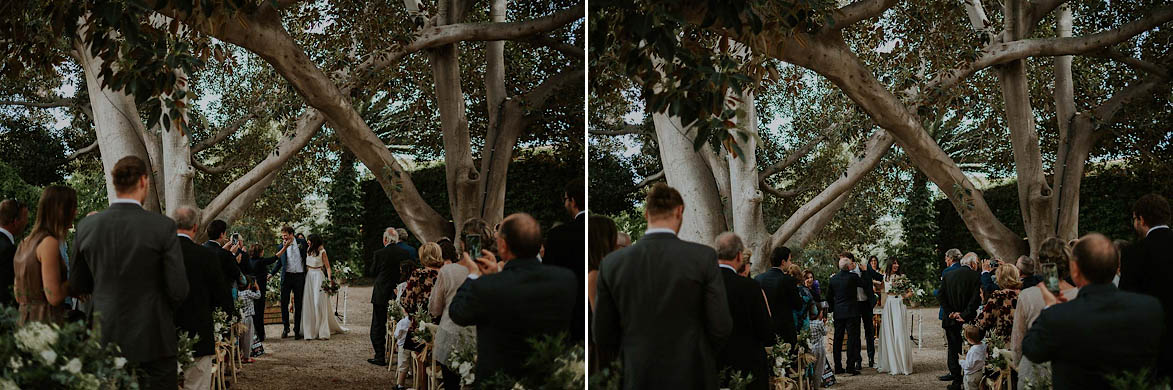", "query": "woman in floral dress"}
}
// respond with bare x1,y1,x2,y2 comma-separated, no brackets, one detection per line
401,242,443,349
976,263,1022,341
